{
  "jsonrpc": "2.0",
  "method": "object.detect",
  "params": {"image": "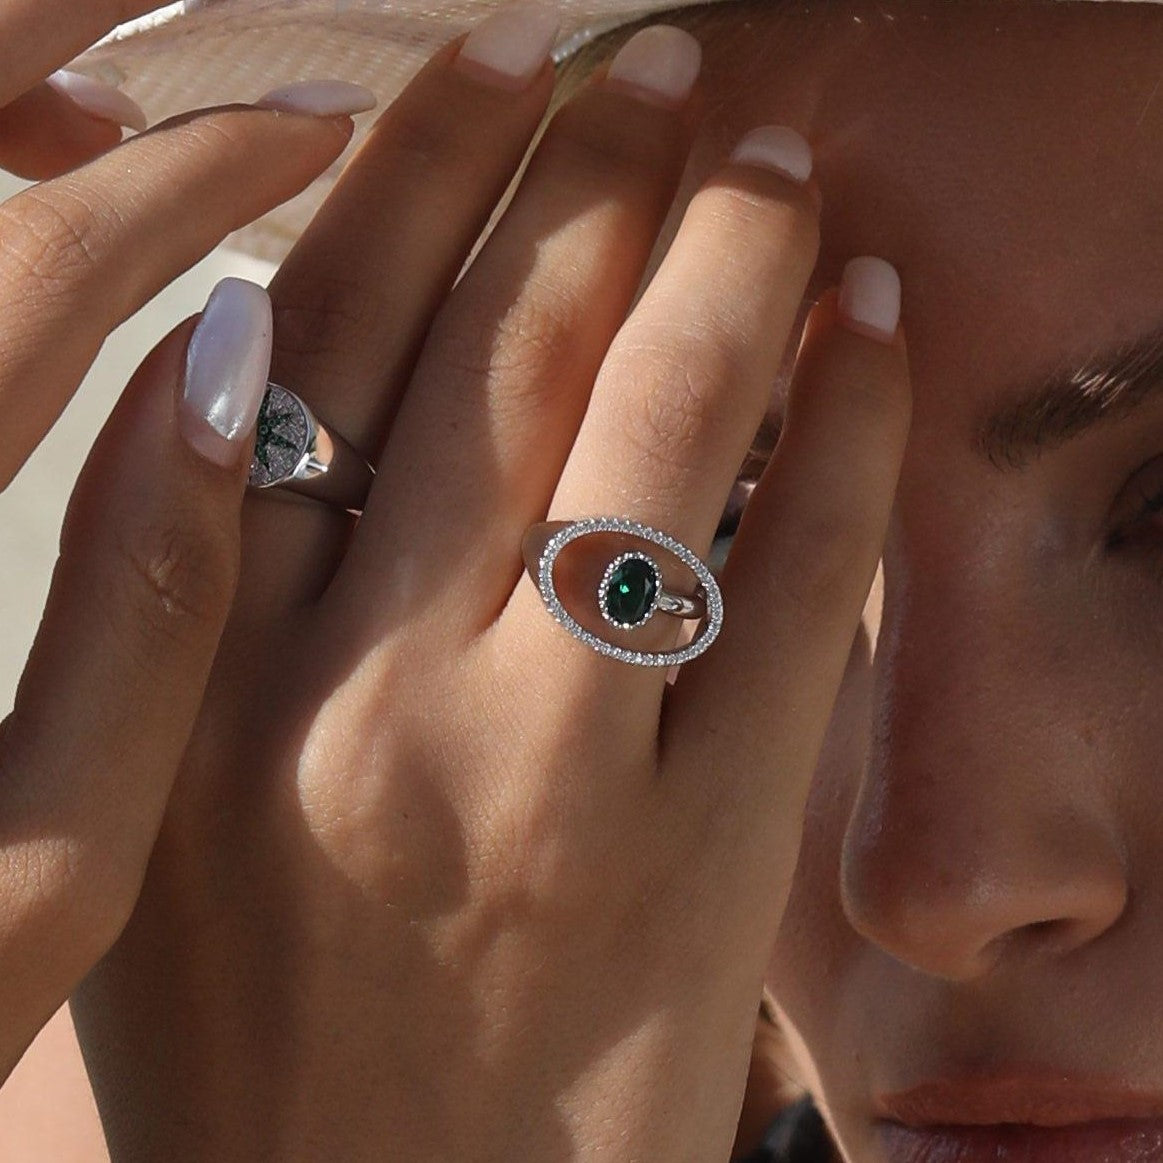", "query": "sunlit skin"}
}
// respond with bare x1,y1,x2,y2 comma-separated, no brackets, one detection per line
642,1,1163,1158
6,2,1163,1160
